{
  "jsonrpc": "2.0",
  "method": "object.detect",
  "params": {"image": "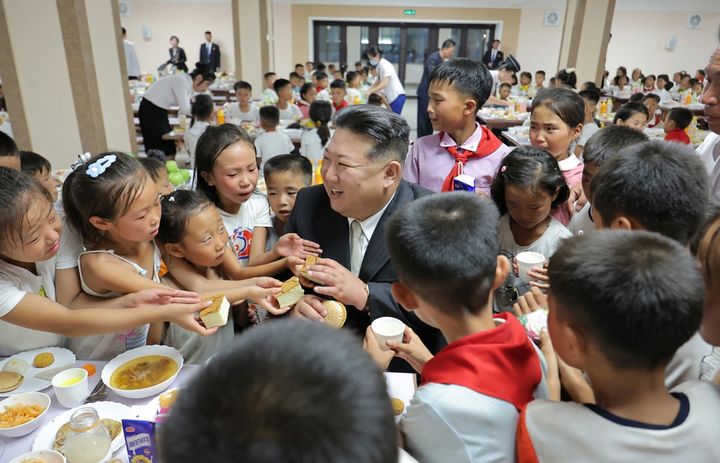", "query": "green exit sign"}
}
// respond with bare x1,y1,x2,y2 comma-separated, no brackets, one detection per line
403,9,416,15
